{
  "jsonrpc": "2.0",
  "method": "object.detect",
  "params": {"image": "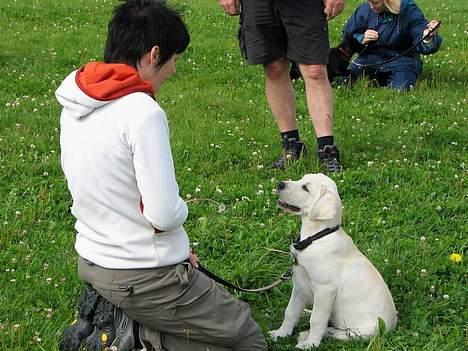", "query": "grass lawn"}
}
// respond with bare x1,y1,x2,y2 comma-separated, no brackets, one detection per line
0,0,466,350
